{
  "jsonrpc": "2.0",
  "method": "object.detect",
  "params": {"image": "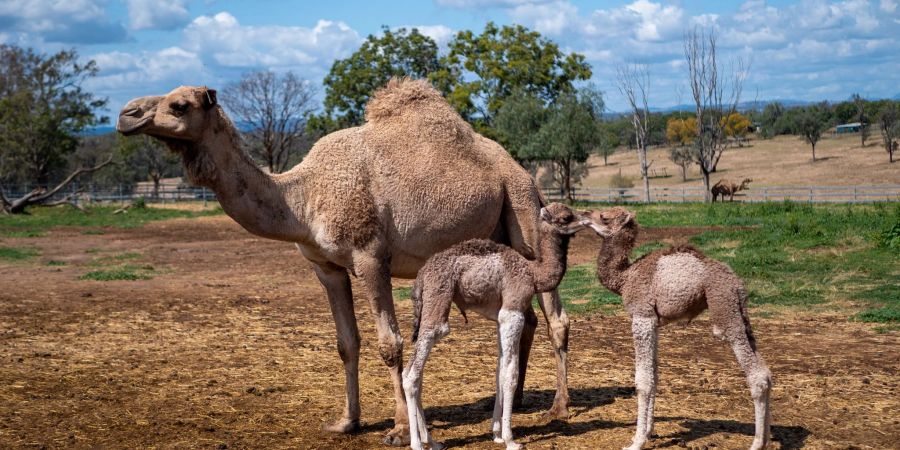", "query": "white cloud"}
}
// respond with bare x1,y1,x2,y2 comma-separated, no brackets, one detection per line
436,0,552,8
182,12,360,70
126,0,190,31
401,25,455,46
881,0,898,12
0,0,127,44
508,1,578,36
